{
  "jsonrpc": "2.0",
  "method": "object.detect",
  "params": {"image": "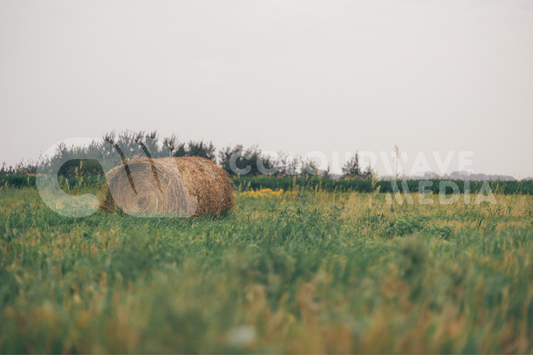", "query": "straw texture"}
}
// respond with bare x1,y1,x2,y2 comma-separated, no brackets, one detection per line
99,157,233,217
